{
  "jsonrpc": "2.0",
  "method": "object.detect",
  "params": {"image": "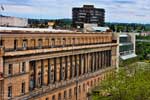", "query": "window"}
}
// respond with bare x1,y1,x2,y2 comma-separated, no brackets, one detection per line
22,39,27,50
64,91,67,99
8,86,12,97
45,39,49,47
62,38,66,47
83,83,85,92
8,64,13,75
51,38,55,47
72,38,75,45
14,39,18,50
58,93,61,100
38,39,42,48
22,62,26,72
52,95,55,100
79,85,81,93
21,82,25,94
74,87,77,95
69,89,72,98
45,97,49,100
0,39,3,46
31,39,35,49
